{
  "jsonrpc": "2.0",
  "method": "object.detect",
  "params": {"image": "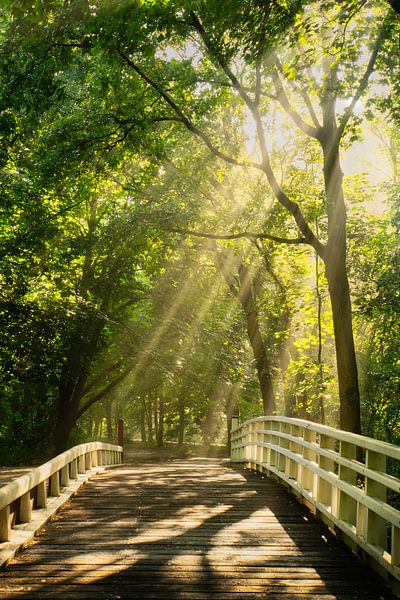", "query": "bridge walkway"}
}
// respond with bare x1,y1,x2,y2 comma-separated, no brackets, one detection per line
0,459,395,599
